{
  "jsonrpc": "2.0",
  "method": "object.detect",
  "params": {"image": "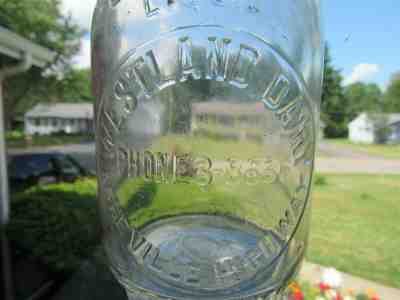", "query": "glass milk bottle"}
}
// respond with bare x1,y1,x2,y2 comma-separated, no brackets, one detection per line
92,1,324,299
